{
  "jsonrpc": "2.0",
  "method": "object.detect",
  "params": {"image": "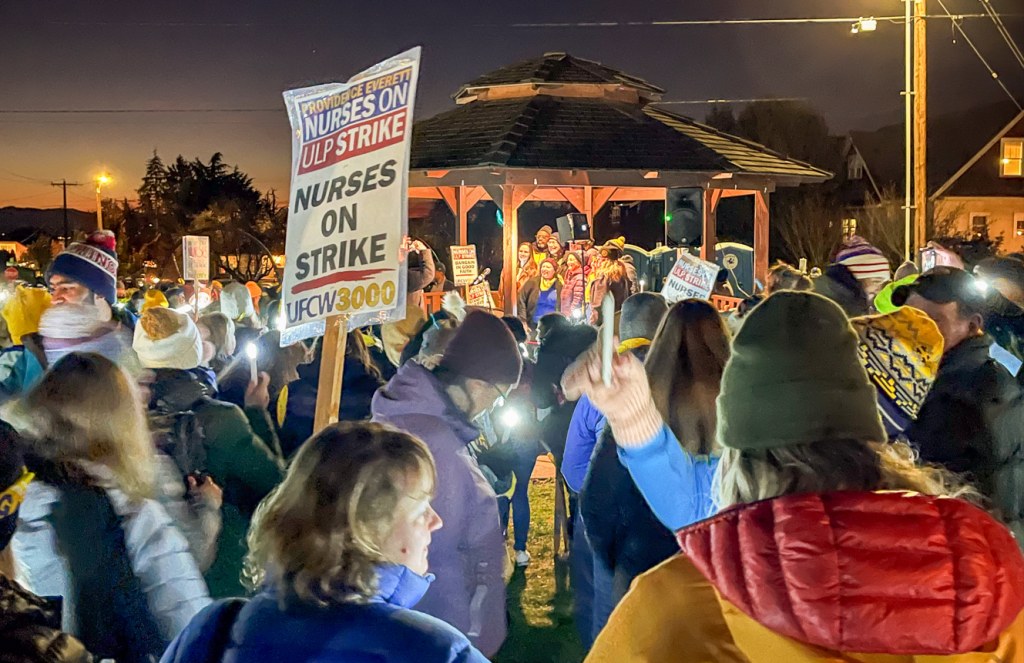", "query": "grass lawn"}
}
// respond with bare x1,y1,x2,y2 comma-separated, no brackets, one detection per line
494,478,585,663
